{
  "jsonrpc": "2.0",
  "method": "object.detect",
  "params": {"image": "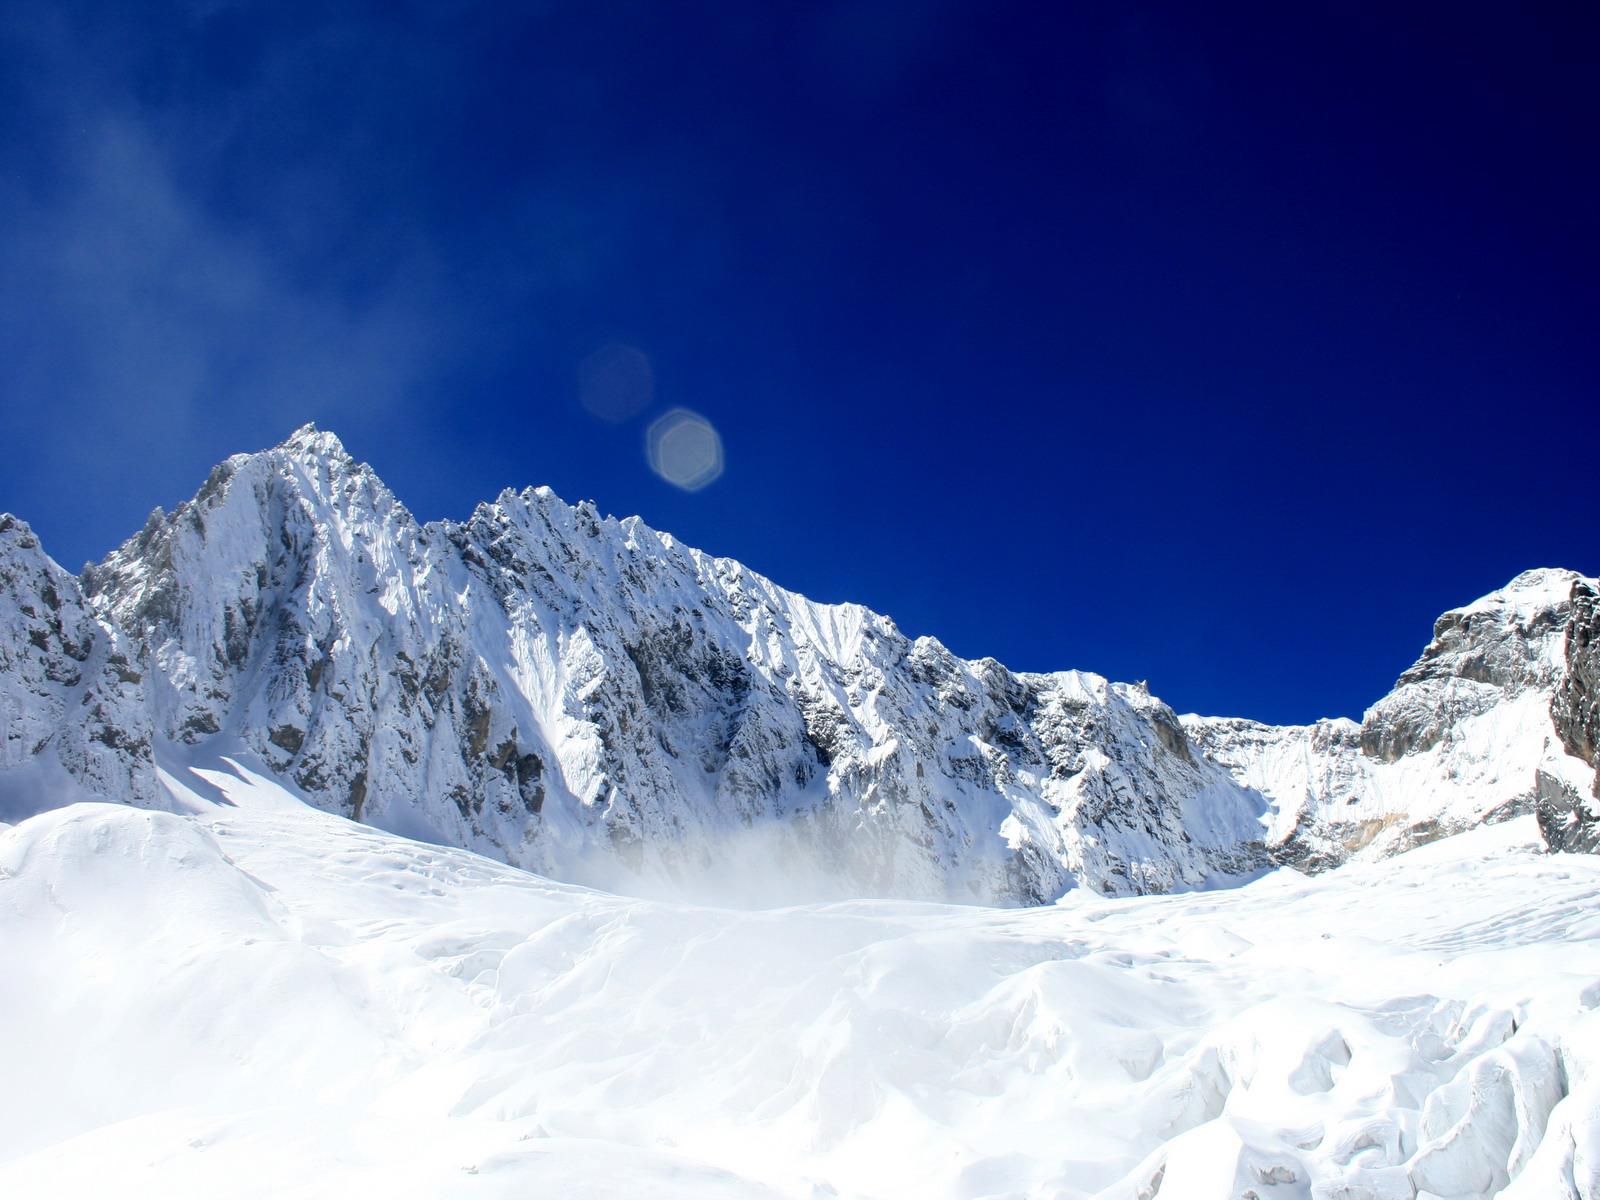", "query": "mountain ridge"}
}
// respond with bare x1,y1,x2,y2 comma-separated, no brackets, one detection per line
2,426,1596,902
